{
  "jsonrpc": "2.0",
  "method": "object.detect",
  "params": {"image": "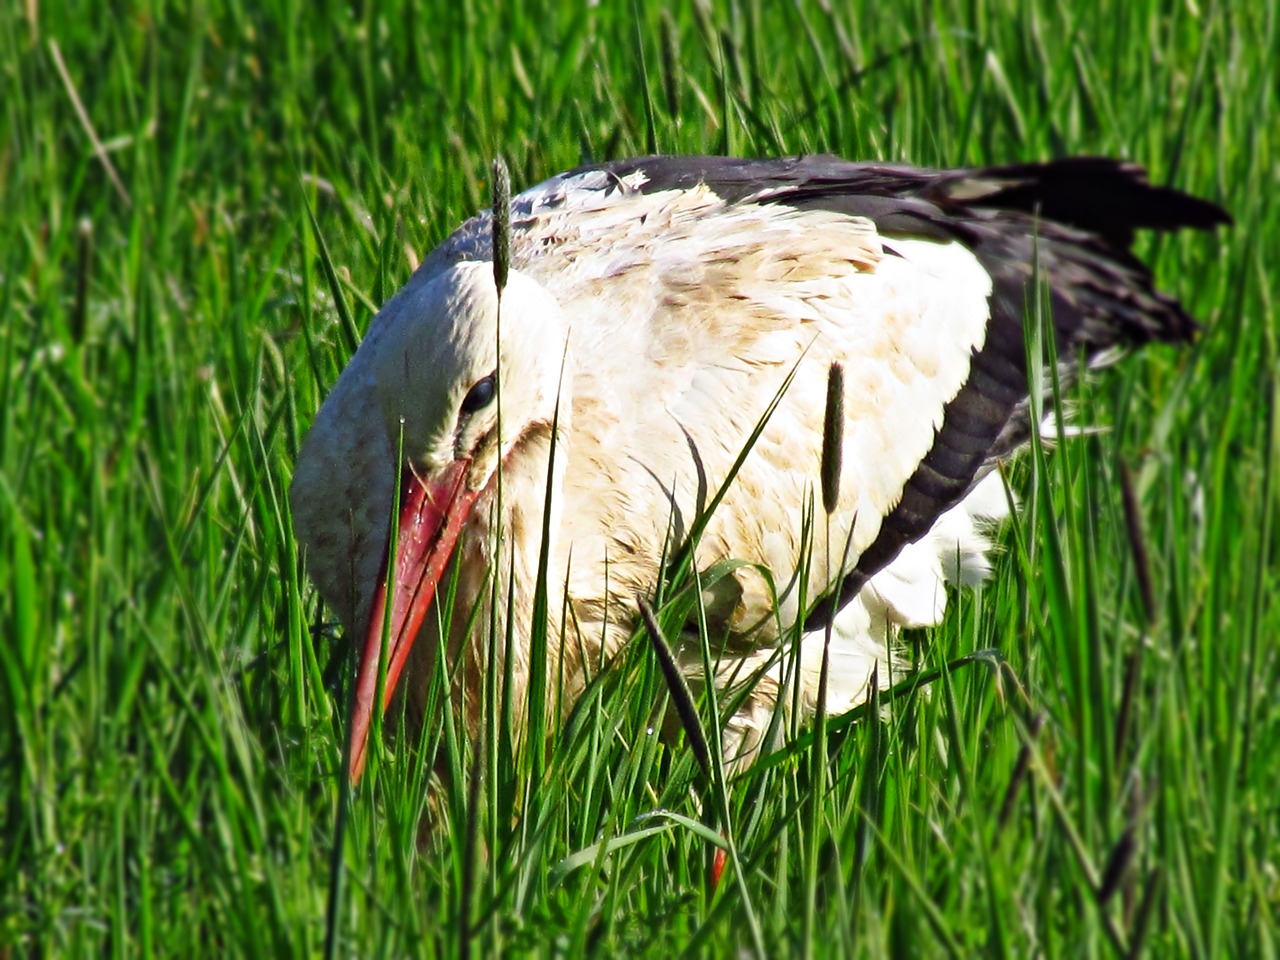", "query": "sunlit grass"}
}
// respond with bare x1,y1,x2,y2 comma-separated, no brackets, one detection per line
2,0,1275,956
